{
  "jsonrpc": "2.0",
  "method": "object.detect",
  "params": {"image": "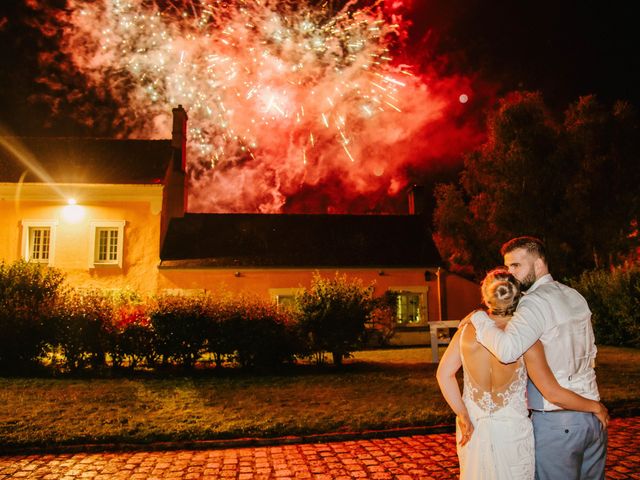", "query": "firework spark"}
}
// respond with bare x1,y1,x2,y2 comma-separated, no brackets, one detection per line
41,0,479,213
